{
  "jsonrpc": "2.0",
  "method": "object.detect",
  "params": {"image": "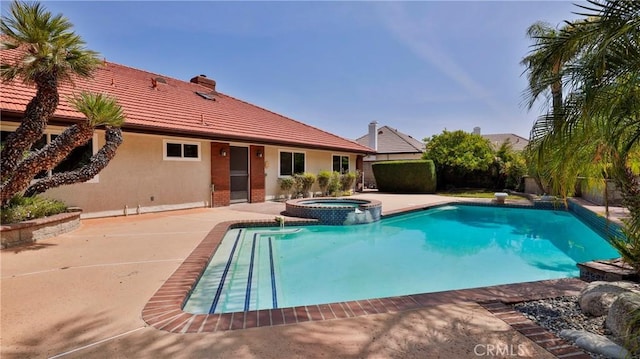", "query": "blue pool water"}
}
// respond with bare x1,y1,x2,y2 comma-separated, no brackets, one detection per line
183,204,619,314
